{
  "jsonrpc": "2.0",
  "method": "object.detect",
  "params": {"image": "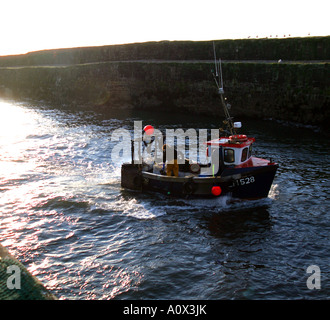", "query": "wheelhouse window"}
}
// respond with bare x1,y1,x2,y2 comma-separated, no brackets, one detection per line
224,148,235,163
248,145,253,158
241,147,248,162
